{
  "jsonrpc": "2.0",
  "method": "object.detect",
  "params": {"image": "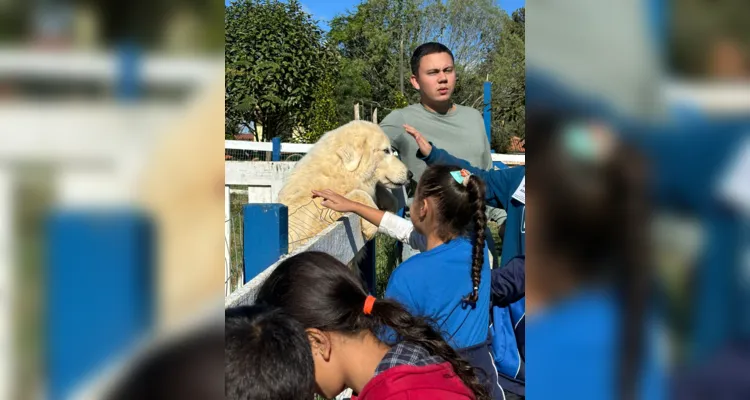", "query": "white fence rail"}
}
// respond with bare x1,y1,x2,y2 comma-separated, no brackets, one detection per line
225,161,296,203
225,139,526,165
225,140,314,153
